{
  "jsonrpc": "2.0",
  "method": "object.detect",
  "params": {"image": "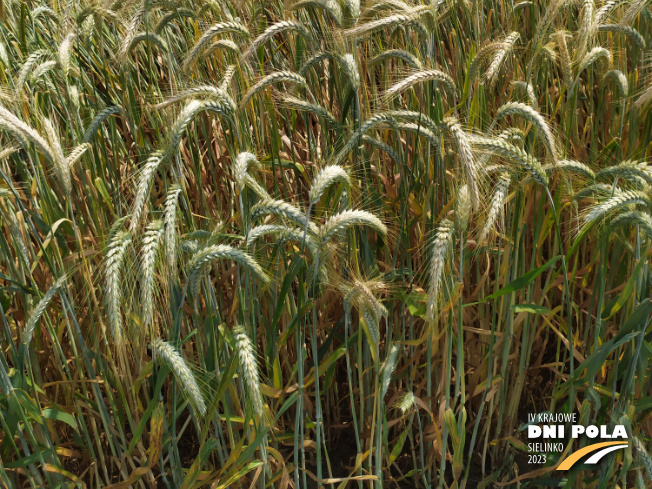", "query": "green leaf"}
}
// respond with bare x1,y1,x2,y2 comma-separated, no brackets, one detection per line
573,331,640,384
5,450,53,468
200,353,239,442
484,256,560,302
14,389,43,424
401,291,427,317
42,408,78,431
389,428,409,464
634,395,652,412
216,460,264,489
613,298,652,341
512,304,553,315
272,257,303,331
181,439,219,489
128,363,169,455
601,258,646,319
